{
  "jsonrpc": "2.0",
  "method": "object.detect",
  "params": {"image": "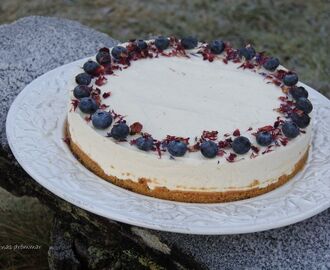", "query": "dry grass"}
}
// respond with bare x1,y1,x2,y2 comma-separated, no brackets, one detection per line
1,0,329,97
